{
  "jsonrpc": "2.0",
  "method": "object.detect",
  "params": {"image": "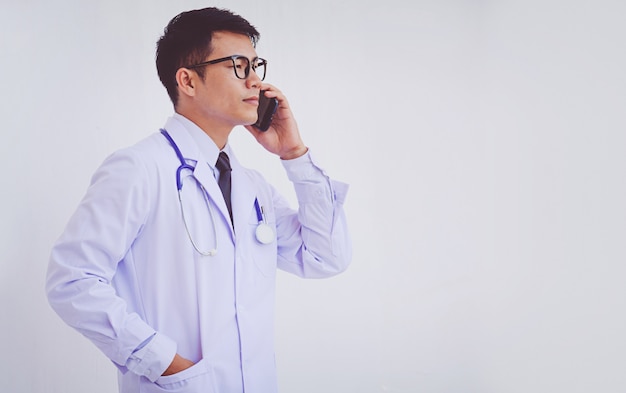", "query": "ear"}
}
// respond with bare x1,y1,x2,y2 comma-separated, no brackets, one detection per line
175,68,198,99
